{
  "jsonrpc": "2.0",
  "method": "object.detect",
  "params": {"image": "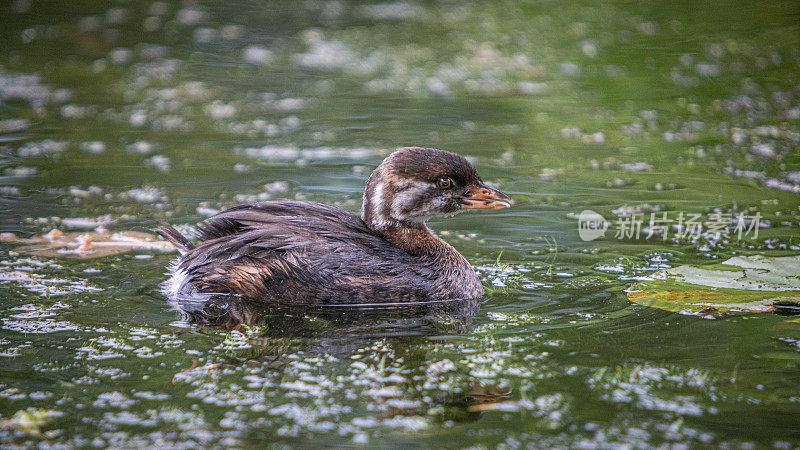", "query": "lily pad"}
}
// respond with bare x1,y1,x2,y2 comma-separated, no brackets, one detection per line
627,255,800,318
1,230,175,259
